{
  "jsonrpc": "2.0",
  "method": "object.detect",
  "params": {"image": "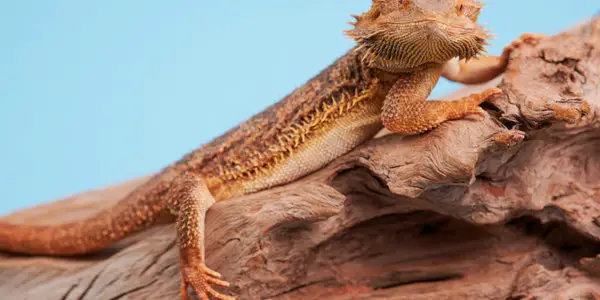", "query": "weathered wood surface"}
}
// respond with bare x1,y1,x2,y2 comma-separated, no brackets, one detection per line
1,17,599,300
